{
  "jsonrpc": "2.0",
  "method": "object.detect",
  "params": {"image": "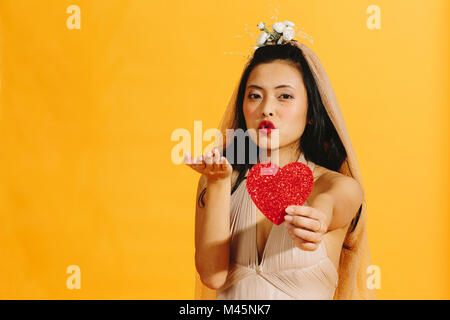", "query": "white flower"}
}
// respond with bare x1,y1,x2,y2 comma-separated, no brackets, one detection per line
282,26,295,40
284,20,295,27
273,22,285,33
257,22,265,30
257,31,269,45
